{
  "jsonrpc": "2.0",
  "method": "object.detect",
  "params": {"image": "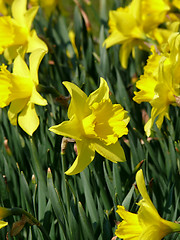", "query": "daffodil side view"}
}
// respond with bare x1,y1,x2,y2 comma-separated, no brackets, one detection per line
0,0,47,63
103,0,170,68
49,78,130,175
133,32,180,136
0,48,47,136
115,169,180,240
